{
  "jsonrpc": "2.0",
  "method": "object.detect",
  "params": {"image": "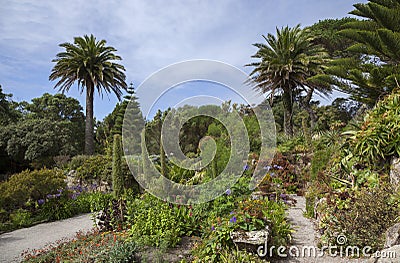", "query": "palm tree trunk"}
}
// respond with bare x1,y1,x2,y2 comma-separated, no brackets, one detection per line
300,88,318,130
85,85,95,155
282,90,294,137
